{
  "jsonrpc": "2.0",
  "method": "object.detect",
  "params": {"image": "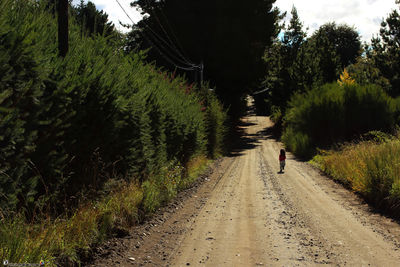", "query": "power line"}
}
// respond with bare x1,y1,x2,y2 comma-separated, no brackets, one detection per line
143,31,197,71
142,21,197,67
115,0,136,26
156,0,193,63
143,28,197,68
143,0,195,66
114,0,200,71
138,12,198,68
